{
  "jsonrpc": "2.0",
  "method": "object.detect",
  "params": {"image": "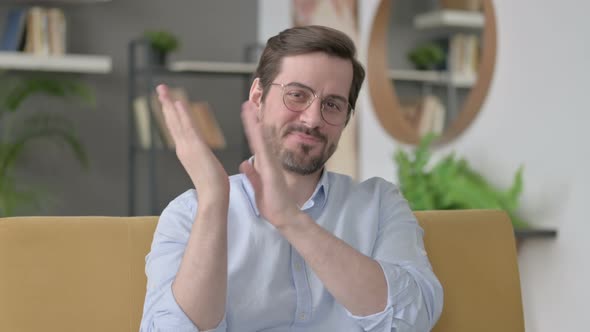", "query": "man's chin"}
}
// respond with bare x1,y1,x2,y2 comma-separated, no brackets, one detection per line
280,149,326,175
283,146,322,161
